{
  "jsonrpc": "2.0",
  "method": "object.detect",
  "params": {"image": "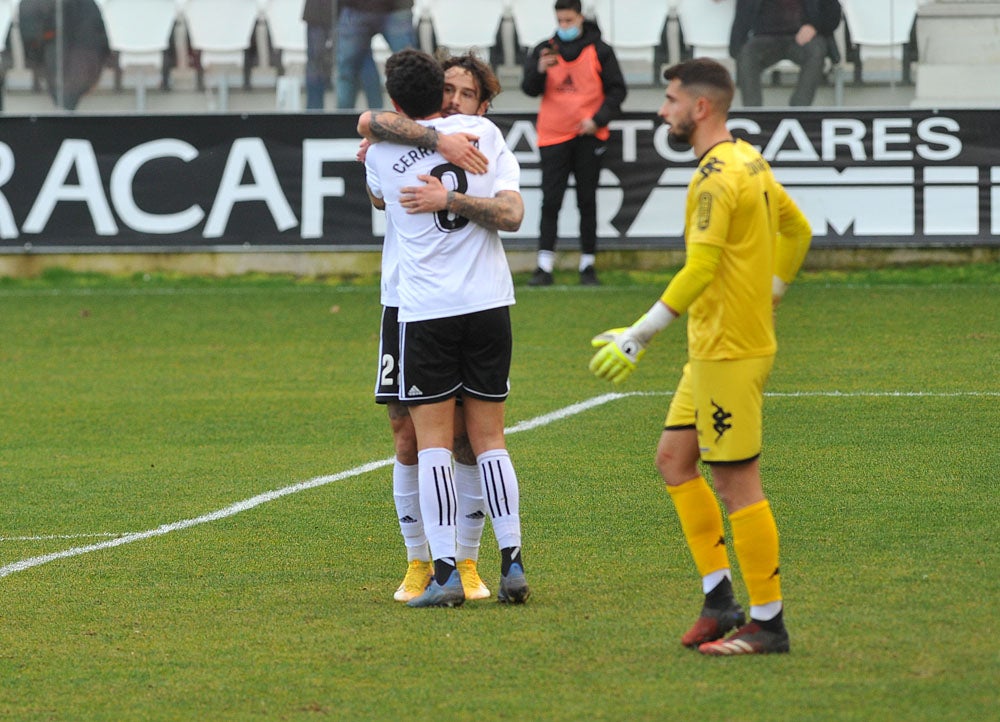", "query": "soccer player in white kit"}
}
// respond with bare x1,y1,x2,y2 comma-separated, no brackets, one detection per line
362,54,501,604
364,49,530,607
